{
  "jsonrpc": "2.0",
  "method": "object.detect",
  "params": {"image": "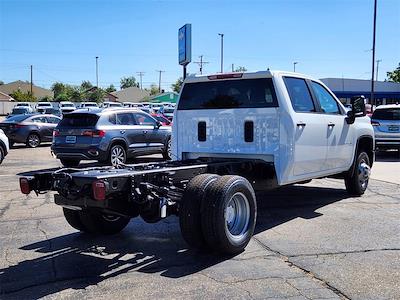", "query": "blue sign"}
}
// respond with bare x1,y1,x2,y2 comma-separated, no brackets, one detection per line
178,24,191,66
